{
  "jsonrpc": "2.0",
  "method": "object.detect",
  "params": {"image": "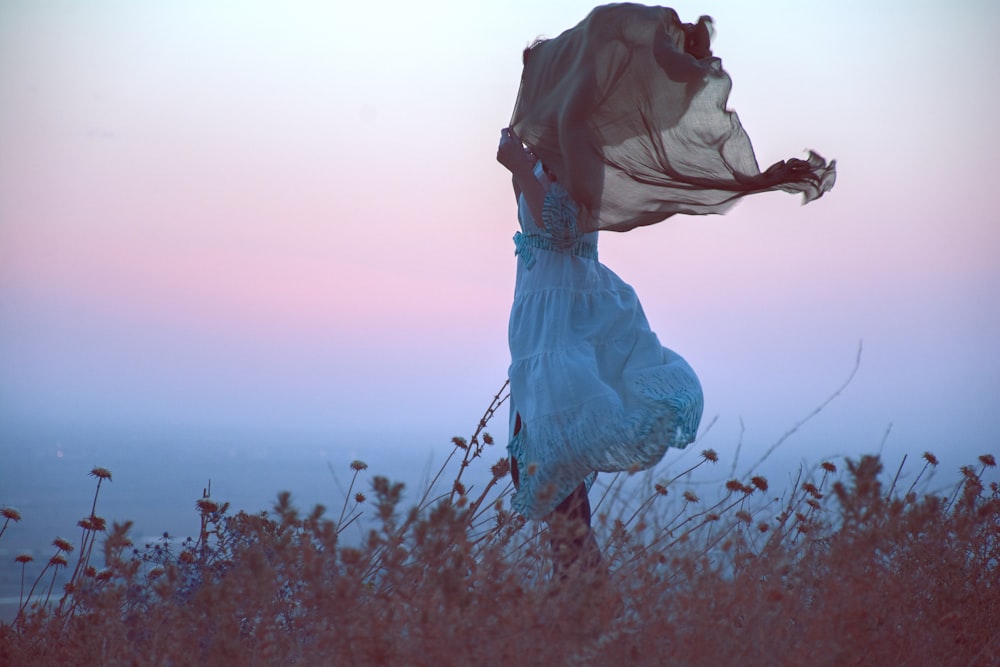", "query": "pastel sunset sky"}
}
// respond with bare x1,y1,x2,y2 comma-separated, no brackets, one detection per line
2,0,998,486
